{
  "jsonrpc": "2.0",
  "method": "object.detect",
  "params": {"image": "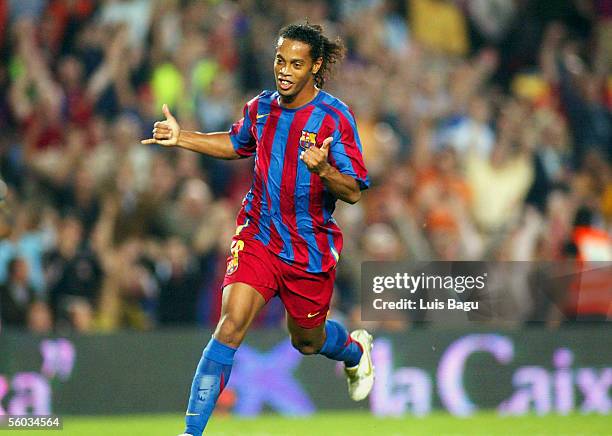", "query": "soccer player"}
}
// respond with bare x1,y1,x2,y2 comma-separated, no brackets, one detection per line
142,23,373,436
